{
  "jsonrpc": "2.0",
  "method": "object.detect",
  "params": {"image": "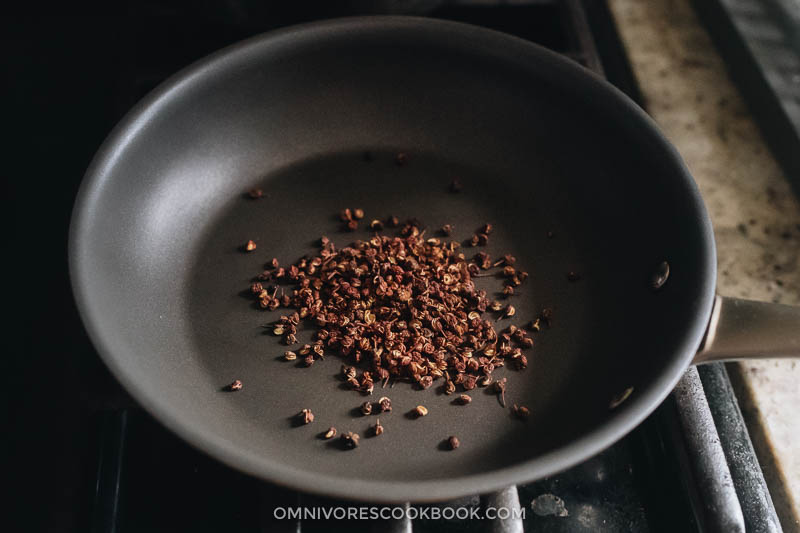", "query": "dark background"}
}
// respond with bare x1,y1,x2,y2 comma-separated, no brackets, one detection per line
6,11,123,532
